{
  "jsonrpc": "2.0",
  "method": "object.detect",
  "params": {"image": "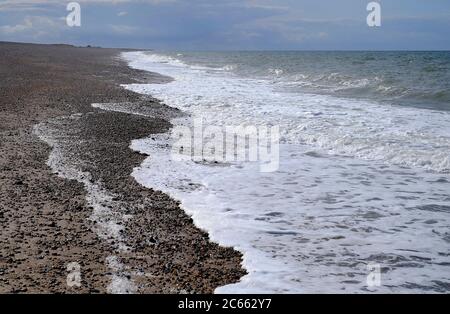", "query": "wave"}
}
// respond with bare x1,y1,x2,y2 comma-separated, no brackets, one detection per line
123,51,450,173
121,50,450,293
131,51,450,108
